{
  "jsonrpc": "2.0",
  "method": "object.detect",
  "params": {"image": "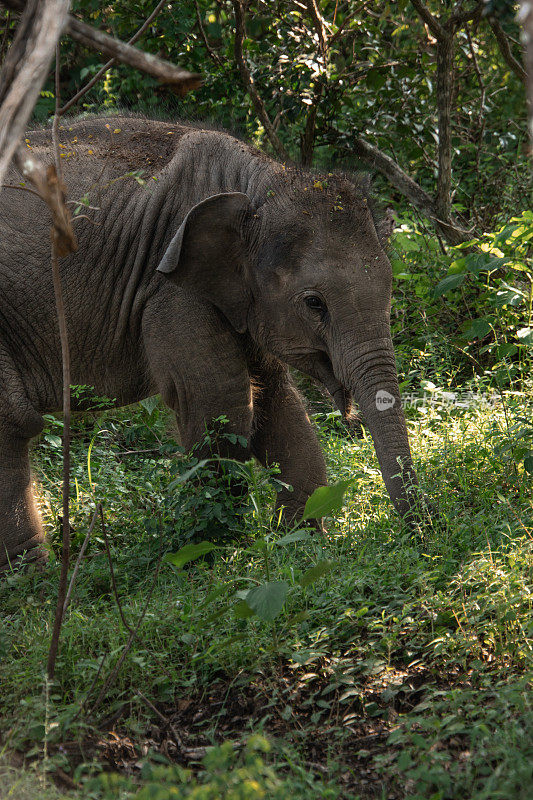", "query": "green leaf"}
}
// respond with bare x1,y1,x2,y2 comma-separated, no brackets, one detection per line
163,541,217,569
433,274,465,297
299,560,334,588
465,318,492,341
302,480,353,520
139,395,160,416
167,460,210,490
524,455,533,475
245,581,289,621
366,68,386,89
517,327,533,345
233,599,255,619
198,583,232,609
274,529,311,546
